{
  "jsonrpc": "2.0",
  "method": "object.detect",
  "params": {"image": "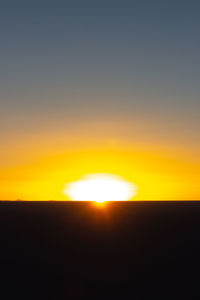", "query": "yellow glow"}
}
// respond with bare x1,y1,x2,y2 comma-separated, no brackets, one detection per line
1,145,200,201
63,174,137,202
